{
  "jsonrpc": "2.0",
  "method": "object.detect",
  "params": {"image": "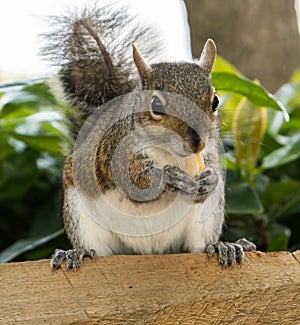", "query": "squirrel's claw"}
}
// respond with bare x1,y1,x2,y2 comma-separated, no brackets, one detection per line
51,248,95,271
50,249,67,270
164,164,198,195
164,165,218,202
206,238,256,266
194,169,218,202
